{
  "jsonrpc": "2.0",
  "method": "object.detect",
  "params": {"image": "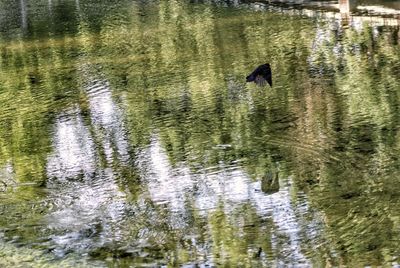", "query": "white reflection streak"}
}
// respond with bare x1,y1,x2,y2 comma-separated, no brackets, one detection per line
0,162,16,191
145,135,310,264
145,136,251,214
47,108,96,179
48,172,125,229
252,181,311,266
46,107,126,251
146,136,193,213
86,79,130,164
308,25,332,71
